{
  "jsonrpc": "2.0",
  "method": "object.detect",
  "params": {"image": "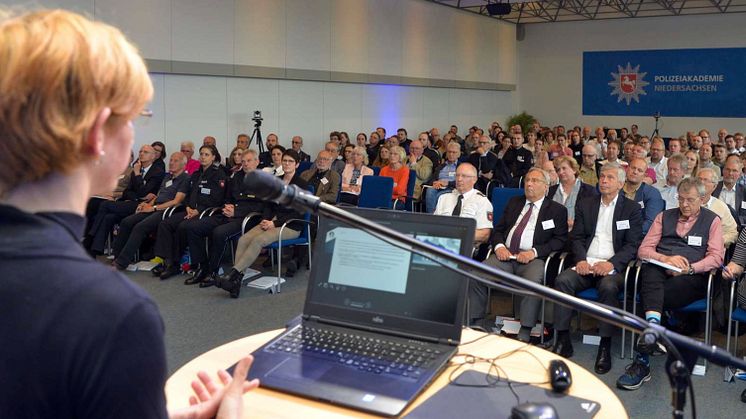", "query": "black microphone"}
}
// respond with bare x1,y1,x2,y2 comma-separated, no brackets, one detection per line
243,170,321,213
